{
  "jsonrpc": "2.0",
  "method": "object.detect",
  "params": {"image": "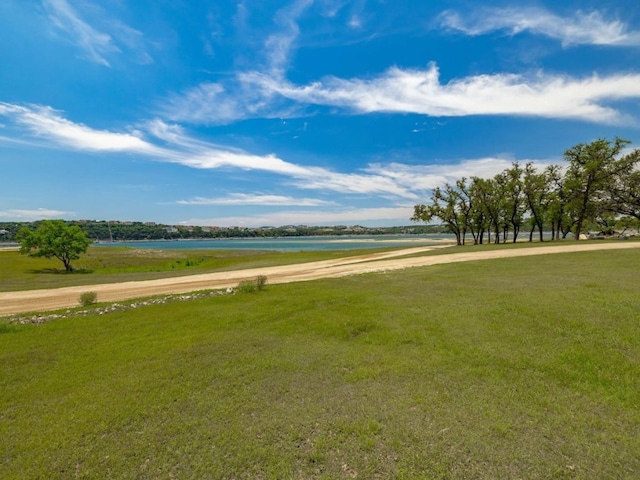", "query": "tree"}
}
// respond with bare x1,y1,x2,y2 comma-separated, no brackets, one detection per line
606,149,640,220
523,163,551,242
412,137,640,244
545,165,572,240
472,176,505,243
563,137,632,240
502,162,526,243
412,183,467,245
16,220,92,272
